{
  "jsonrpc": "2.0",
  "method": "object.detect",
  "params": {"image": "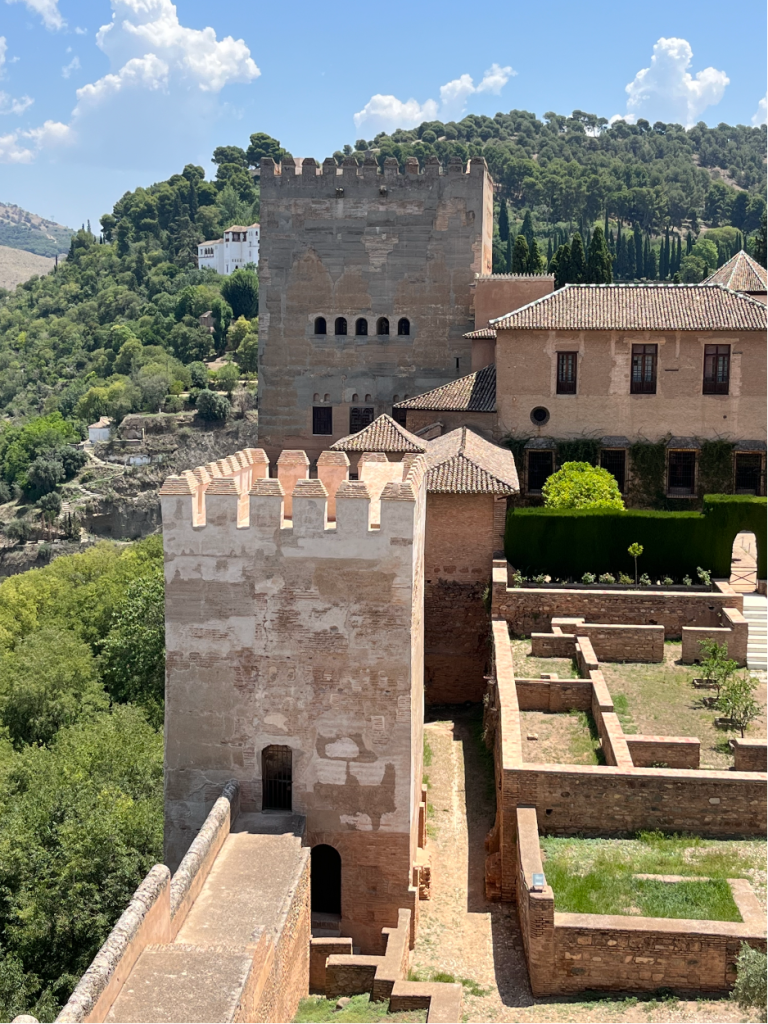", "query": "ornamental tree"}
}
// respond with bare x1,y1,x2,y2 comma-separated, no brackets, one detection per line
542,461,625,510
